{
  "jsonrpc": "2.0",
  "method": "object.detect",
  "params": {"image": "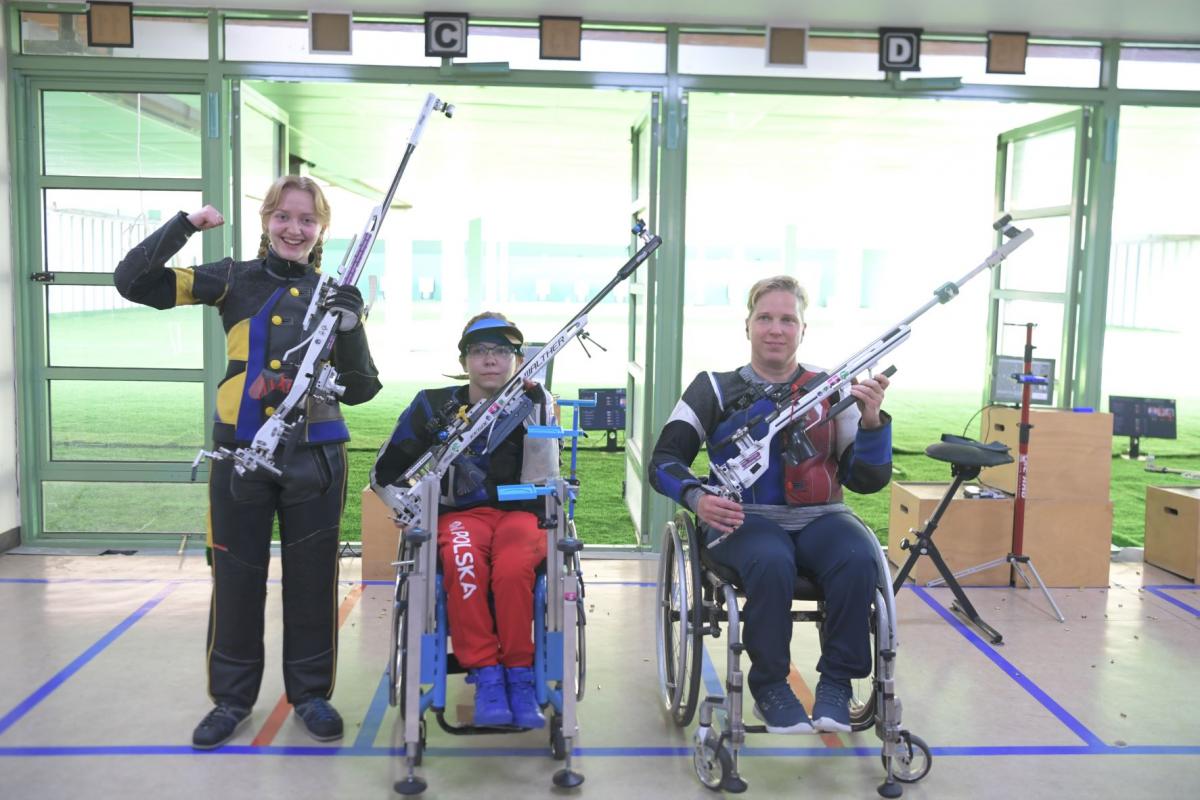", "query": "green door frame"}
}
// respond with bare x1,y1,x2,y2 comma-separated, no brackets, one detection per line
6,9,1200,549
985,108,1090,408
11,74,228,549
